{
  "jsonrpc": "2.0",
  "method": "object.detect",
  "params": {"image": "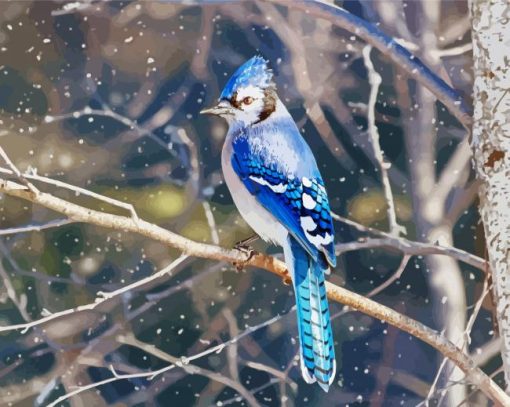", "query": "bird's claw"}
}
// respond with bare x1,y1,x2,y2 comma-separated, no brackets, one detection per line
234,234,259,249
233,244,256,272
